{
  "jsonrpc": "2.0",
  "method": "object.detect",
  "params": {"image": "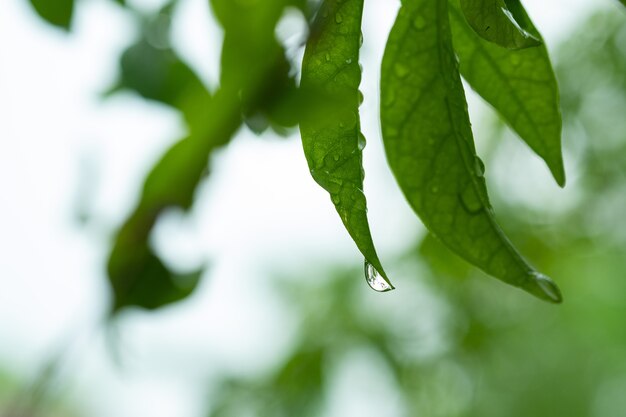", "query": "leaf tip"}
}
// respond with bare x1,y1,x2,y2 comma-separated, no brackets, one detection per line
551,162,566,188
530,272,563,304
